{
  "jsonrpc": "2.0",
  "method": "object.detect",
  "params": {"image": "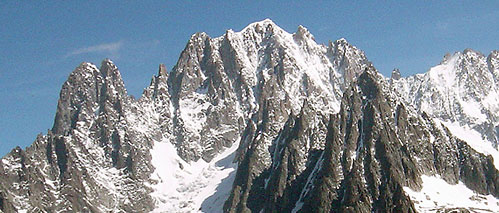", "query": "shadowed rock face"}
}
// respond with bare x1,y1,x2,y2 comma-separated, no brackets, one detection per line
0,20,497,212
224,69,498,212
